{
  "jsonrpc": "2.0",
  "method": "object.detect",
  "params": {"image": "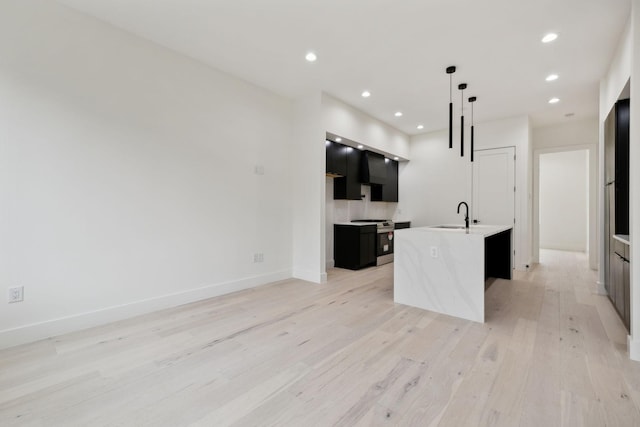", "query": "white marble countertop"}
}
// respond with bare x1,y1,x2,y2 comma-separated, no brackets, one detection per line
403,224,512,238
394,224,513,323
614,234,630,245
